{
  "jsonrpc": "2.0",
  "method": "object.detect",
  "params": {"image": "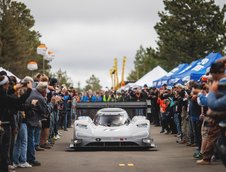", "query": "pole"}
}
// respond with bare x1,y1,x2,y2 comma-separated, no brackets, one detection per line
43,56,45,74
